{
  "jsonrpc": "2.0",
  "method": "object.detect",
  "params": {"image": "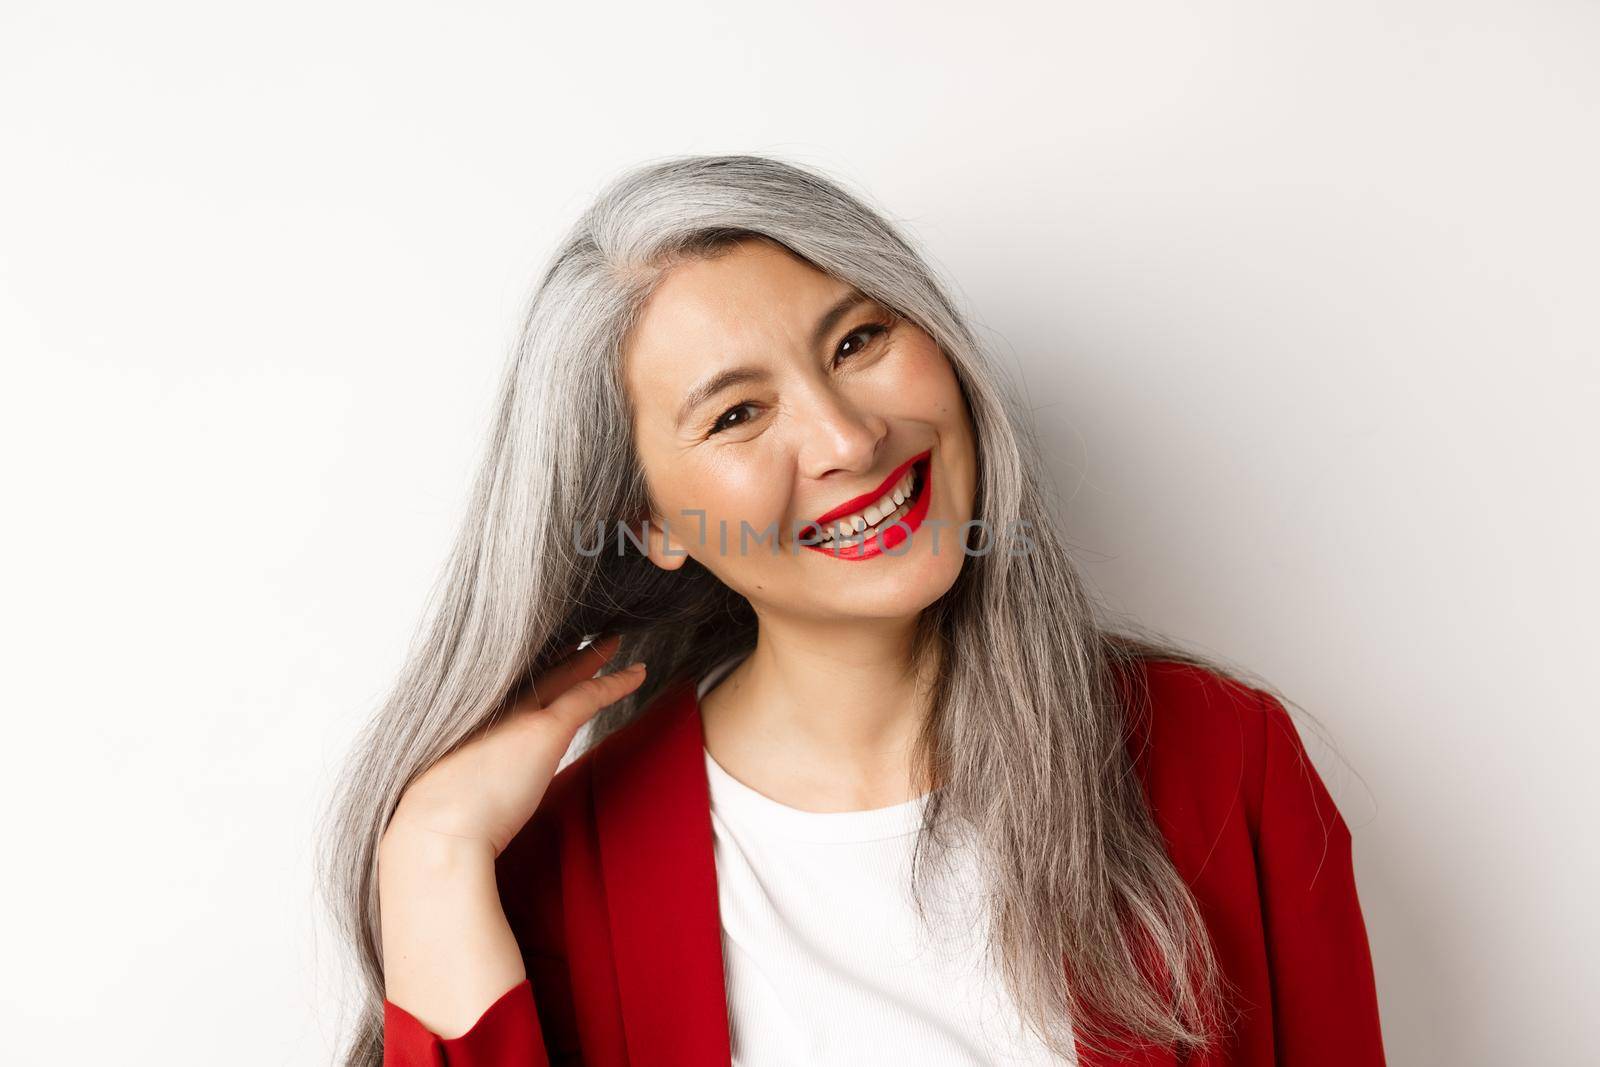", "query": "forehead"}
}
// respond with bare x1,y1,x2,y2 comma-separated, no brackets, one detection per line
622,239,847,408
